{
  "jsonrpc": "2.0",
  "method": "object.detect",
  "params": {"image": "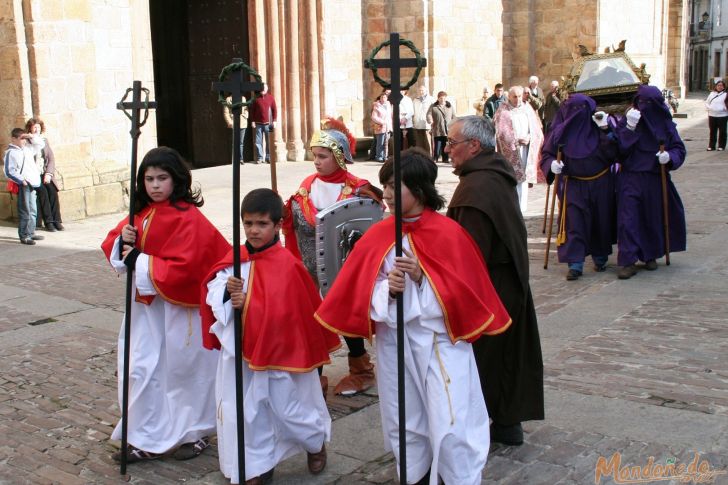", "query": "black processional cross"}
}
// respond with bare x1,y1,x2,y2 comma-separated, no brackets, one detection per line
364,33,426,485
212,58,264,484
116,81,156,476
